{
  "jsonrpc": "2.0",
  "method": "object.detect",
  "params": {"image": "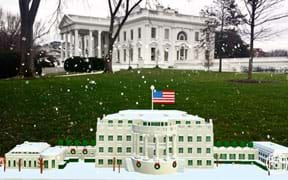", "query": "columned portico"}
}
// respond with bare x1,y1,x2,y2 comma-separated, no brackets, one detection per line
98,31,102,58
74,29,79,56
